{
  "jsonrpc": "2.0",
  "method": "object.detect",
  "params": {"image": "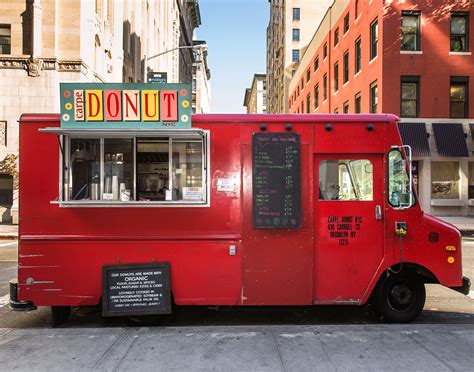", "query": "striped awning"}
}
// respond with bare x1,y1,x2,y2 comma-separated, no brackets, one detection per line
432,123,469,157
397,122,431,157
